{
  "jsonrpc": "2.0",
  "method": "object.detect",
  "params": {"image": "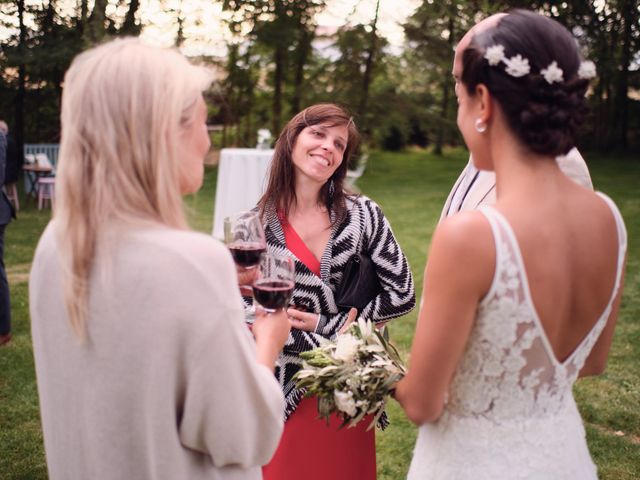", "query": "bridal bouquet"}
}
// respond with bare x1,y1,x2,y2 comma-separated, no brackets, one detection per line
294,318,406,430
